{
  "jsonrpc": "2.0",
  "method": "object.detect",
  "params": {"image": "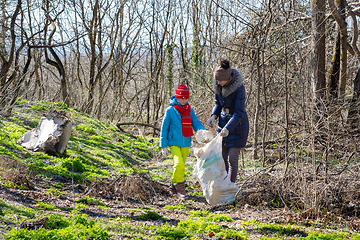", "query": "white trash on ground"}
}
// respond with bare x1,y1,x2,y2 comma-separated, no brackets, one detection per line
17,112,72,154
193,135,239,205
